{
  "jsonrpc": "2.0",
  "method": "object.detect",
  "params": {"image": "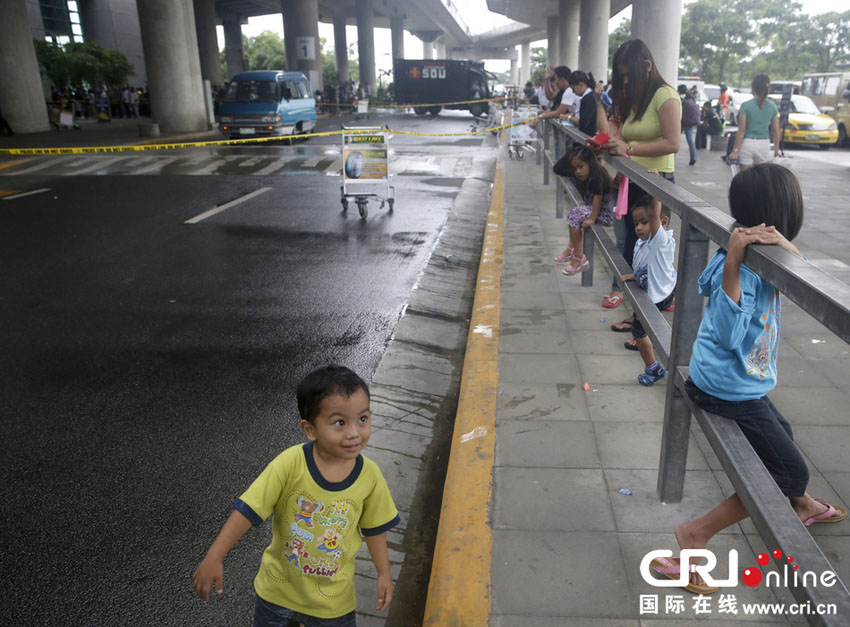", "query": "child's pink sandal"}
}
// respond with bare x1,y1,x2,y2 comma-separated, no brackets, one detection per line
554,247,574,263
563,256,589,275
